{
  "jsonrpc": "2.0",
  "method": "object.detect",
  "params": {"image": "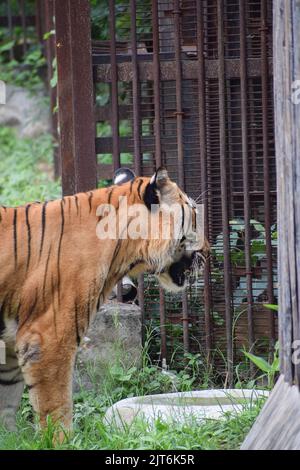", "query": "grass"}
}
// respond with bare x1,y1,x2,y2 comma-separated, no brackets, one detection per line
0,357,266,450
0,127,61,205
0,128,265,450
